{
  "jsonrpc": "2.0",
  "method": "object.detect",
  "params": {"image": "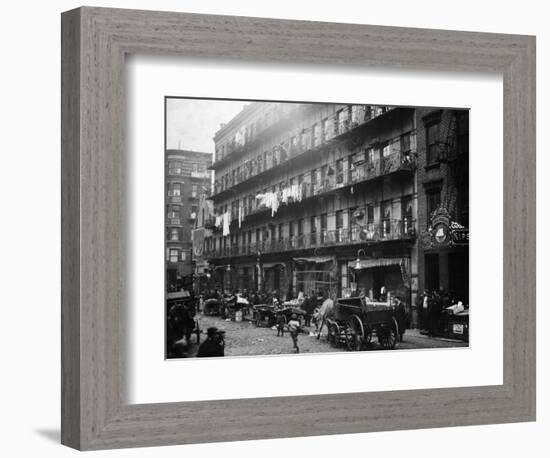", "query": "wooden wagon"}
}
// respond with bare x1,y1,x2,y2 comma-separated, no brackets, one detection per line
325,297,401,350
